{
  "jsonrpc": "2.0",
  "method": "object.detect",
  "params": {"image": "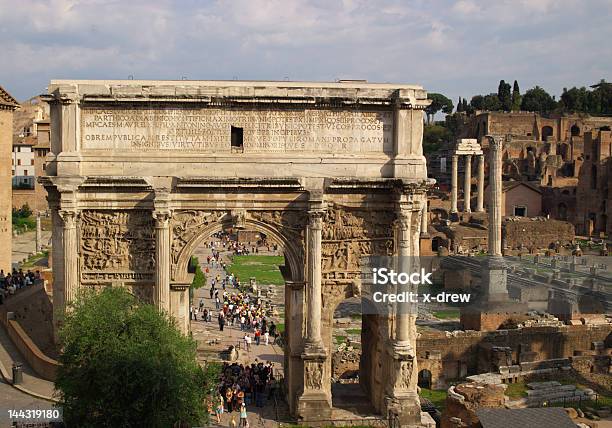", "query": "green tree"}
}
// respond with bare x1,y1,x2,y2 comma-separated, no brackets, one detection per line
591,80,612,114
425,93,454,124
457,97,463,112
462,98,469,113
511,80,522,111
190,256,206,290
423,124,451,154
497,80,512,111
470,95,484,111
482,93,503,111
56,287,208,428
521,86,557,113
